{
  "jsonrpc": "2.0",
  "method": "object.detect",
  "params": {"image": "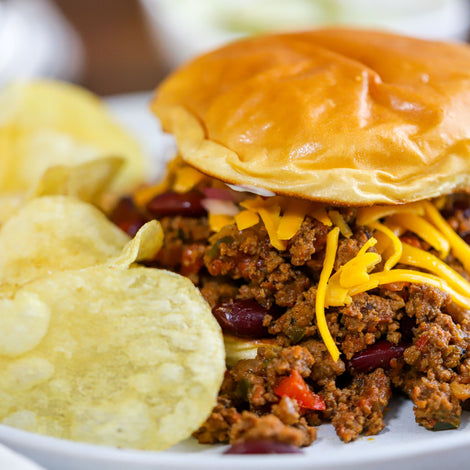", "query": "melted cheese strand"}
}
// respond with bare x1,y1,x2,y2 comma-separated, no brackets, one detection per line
277,200,313,240
372,230,392,256
400,243,470,298
209,214,235,232
258,205,287,251
357,237,377,256
370,221,402,270
240,197,287,250
235,210,259,230
349,269,470,310
387,213,450,258
309,204,332,226
325,271,352,307
325,237,380,306
316,227,341,361
340,252,382,288
423,201,470,273
356,202,425,226
173,166,205,193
